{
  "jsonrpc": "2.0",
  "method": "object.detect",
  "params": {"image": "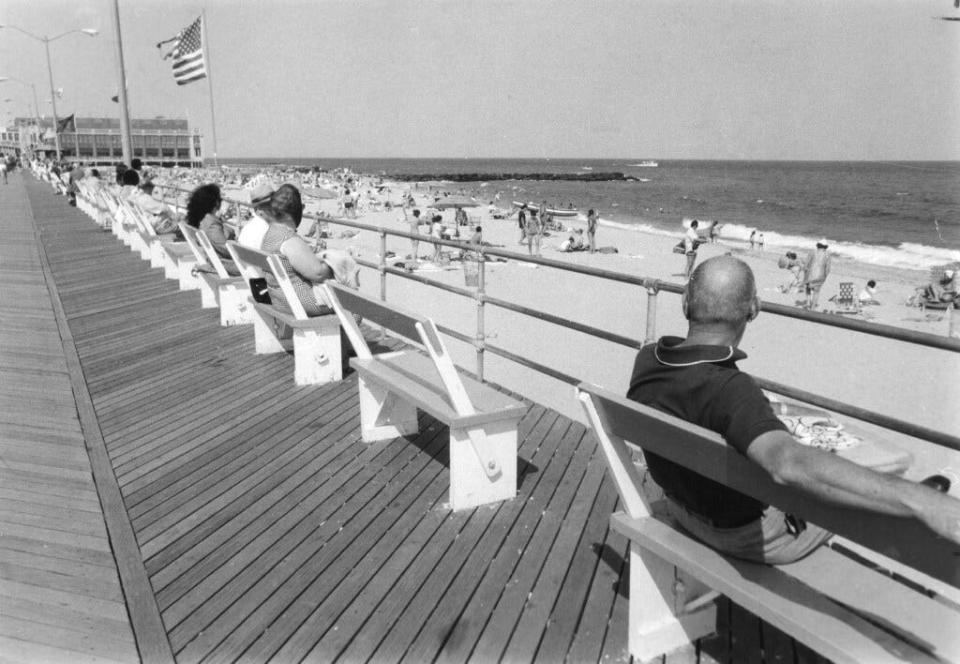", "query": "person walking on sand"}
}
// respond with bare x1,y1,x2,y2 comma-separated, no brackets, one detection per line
684,220,700,278
587,208,598,253
527,210,541,256
517,205,527,244
802,239,832,310
408,208,422,261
